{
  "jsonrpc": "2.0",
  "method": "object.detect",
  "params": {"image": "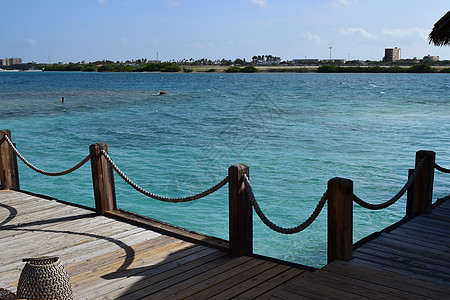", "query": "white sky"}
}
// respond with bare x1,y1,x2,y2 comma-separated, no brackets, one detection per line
1,0,448,63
